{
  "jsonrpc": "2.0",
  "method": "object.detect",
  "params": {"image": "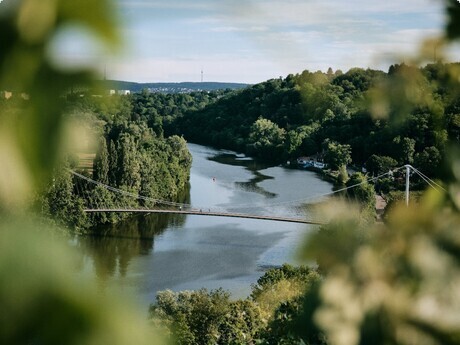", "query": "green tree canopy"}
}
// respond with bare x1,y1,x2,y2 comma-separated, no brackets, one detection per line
248,117,286,161
323,139,352,170
365,154,398,175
